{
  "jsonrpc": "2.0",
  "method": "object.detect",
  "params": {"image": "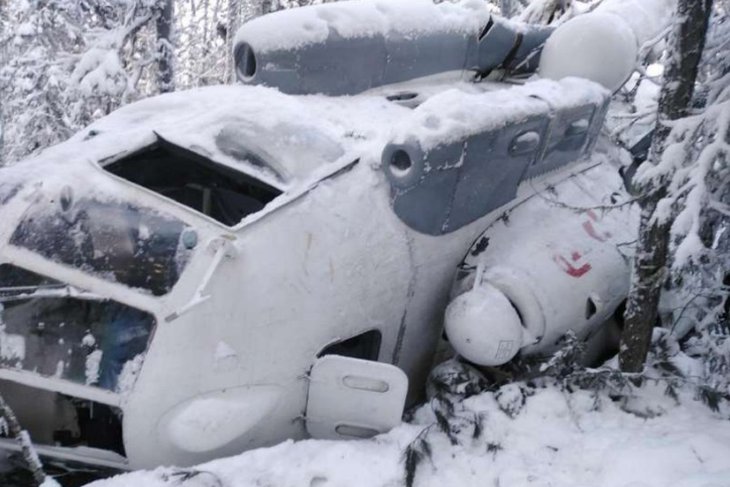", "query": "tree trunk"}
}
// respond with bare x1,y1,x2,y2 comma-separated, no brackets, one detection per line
619,0,714,372
225,0,240,82
156,0,175,93
0,394,47,486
